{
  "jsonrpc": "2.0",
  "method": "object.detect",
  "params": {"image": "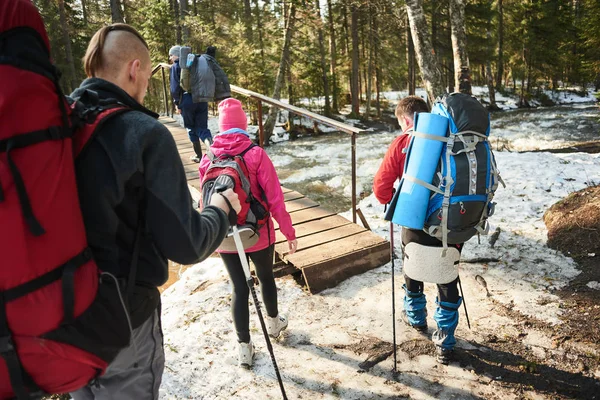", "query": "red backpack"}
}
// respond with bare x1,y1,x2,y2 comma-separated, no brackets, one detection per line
199,144,270,250
1,1,135,398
